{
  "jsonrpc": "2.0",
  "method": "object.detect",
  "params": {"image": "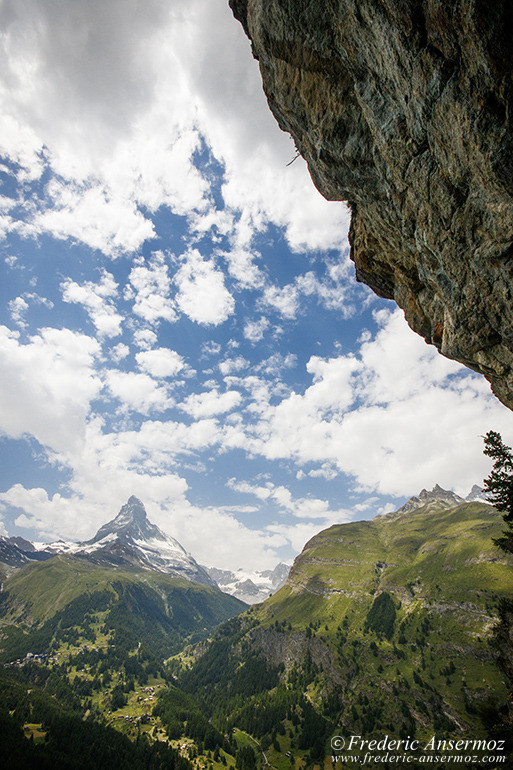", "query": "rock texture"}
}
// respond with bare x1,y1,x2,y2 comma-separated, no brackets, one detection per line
230,0,513,408
393,483,464,516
